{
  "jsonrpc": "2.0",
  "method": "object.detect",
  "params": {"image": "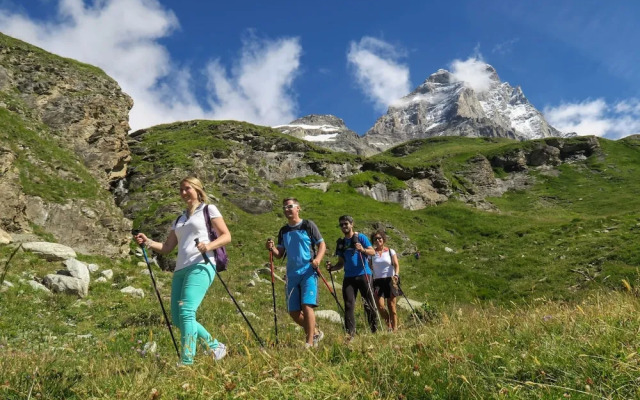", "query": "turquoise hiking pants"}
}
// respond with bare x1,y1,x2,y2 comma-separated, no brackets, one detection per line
171,262,220,364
